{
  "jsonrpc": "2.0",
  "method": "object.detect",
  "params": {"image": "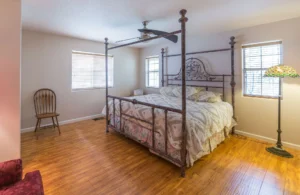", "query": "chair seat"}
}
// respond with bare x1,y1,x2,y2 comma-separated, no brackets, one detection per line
36,113,59,119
